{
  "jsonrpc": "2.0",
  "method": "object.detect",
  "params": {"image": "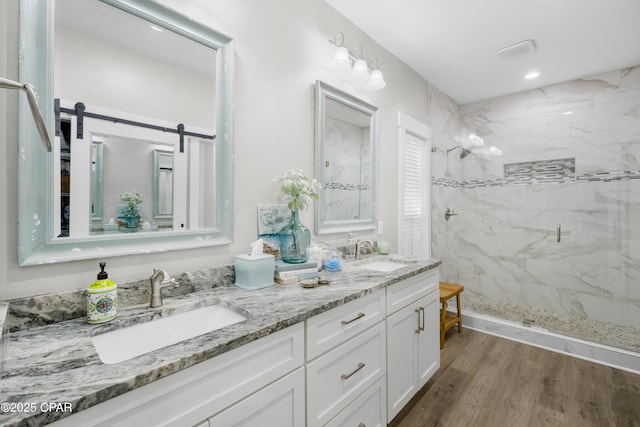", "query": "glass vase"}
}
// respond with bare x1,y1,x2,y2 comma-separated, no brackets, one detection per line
278,210,311,263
